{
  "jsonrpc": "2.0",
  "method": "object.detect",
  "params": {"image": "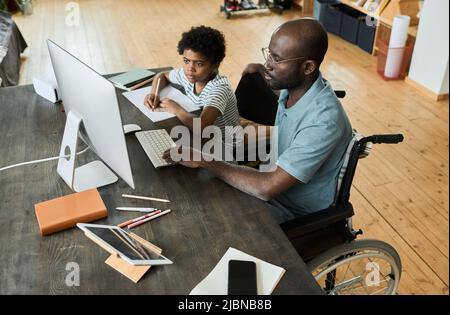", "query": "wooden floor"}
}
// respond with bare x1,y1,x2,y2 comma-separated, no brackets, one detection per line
12,0,449,294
